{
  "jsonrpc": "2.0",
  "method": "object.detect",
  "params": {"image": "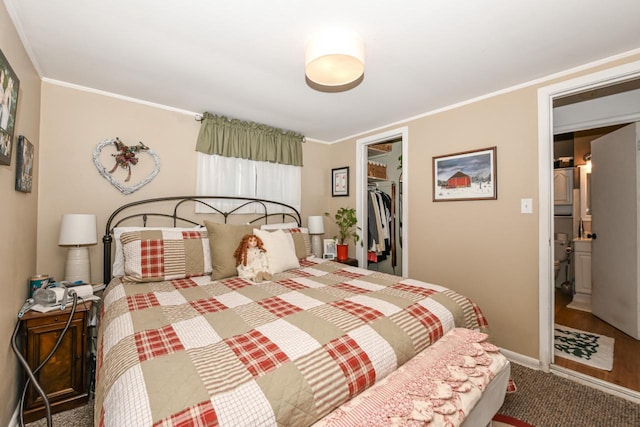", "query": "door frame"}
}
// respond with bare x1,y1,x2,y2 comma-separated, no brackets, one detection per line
538,59,640,400
356,127,409,275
